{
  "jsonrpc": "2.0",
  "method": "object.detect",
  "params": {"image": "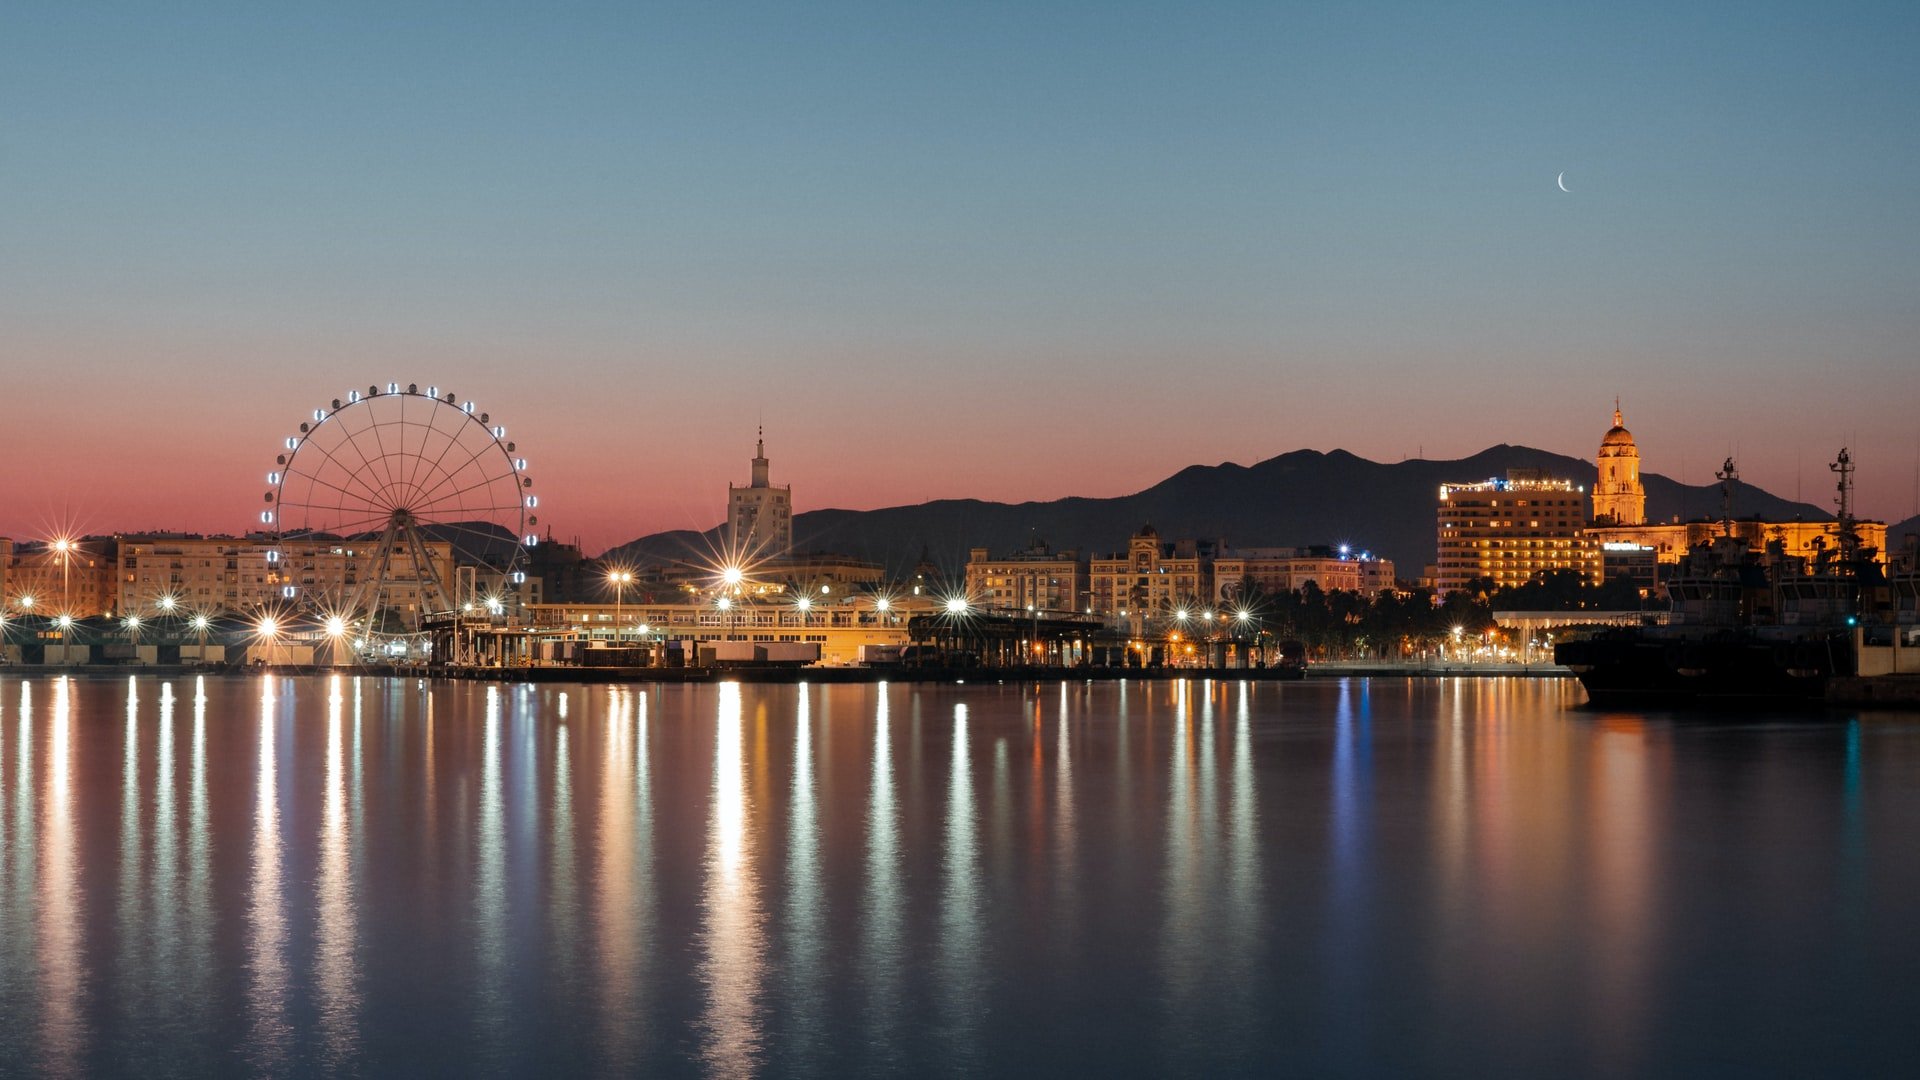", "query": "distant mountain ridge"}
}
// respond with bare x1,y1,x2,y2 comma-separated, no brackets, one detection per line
606,445,1837,577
